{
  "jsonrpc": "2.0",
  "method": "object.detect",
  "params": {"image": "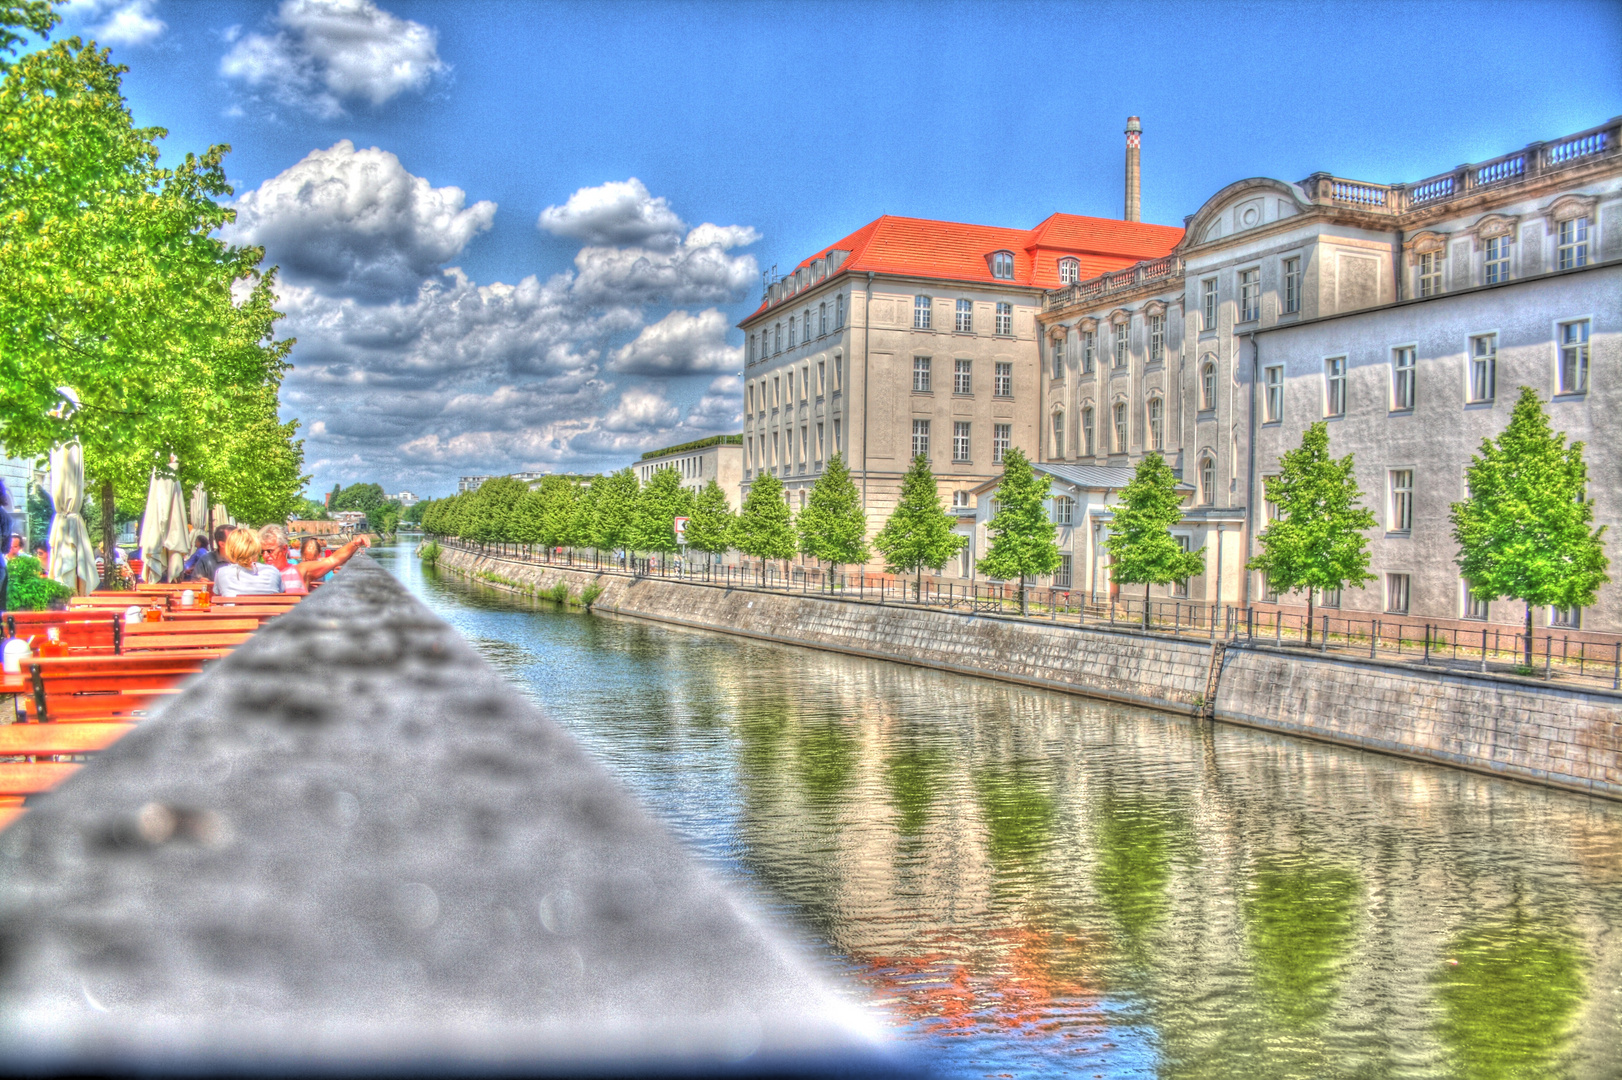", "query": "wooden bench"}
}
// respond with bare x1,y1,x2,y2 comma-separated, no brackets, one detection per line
24,653,219,723
7,613,260,655
0,762,80,798
0,722,134,756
